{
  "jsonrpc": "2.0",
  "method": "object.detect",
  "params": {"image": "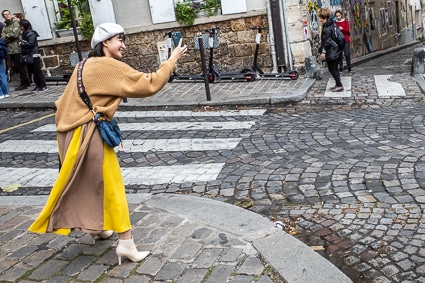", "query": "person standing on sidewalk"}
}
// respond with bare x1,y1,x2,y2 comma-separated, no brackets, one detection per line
318,7,343,92
19,19,47,92
334,10,351,72
1,9,30,91
28,23,187,265
0,37,10,98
